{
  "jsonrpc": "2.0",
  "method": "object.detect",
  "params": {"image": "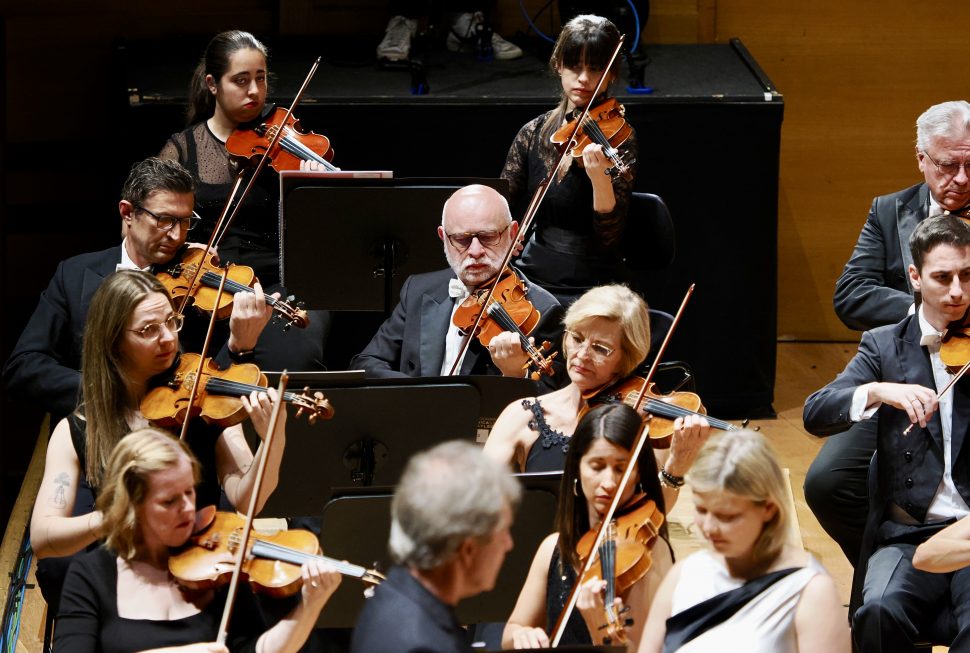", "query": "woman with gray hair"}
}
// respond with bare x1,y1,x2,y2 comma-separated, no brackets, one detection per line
351,440,521,653
638,431,848,653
